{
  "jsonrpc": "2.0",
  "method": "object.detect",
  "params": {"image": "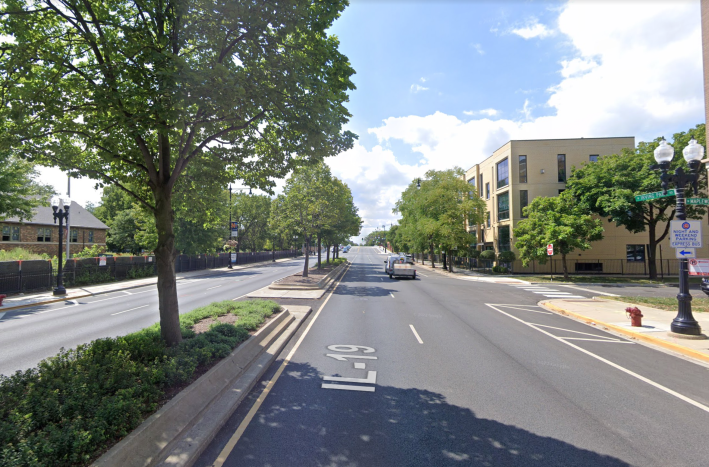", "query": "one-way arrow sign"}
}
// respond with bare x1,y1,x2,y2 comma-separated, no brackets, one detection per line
675,248,696,259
